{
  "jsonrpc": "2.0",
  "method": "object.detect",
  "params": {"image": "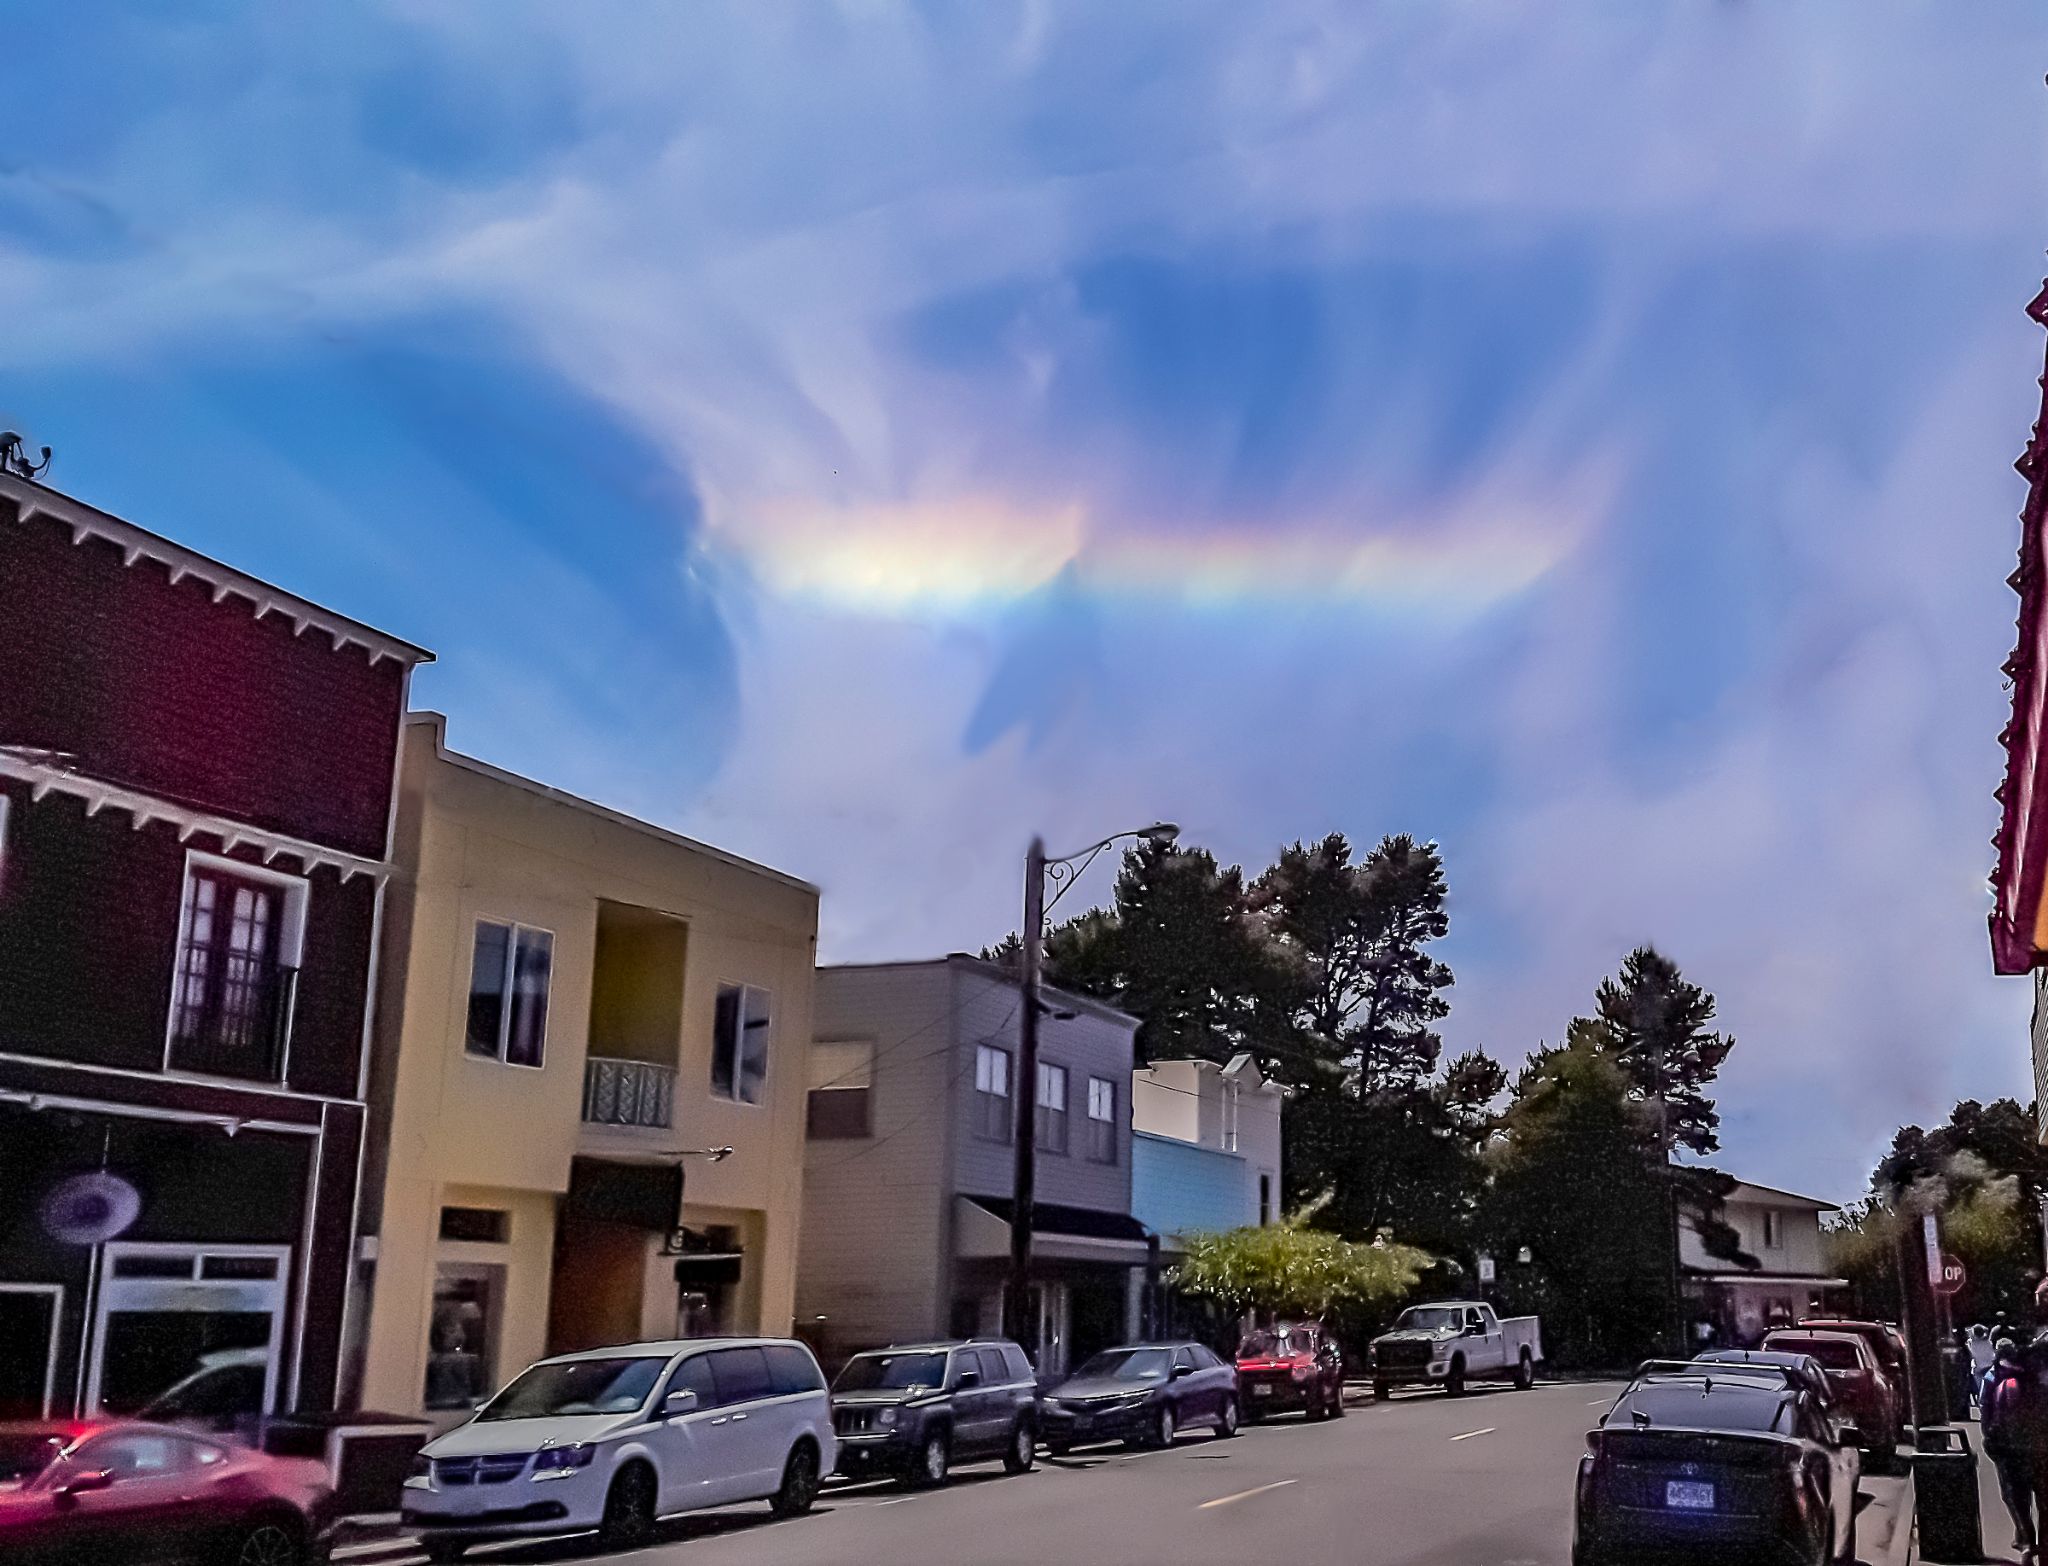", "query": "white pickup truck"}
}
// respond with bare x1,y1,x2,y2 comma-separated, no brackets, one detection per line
1368,1300,1543,1398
